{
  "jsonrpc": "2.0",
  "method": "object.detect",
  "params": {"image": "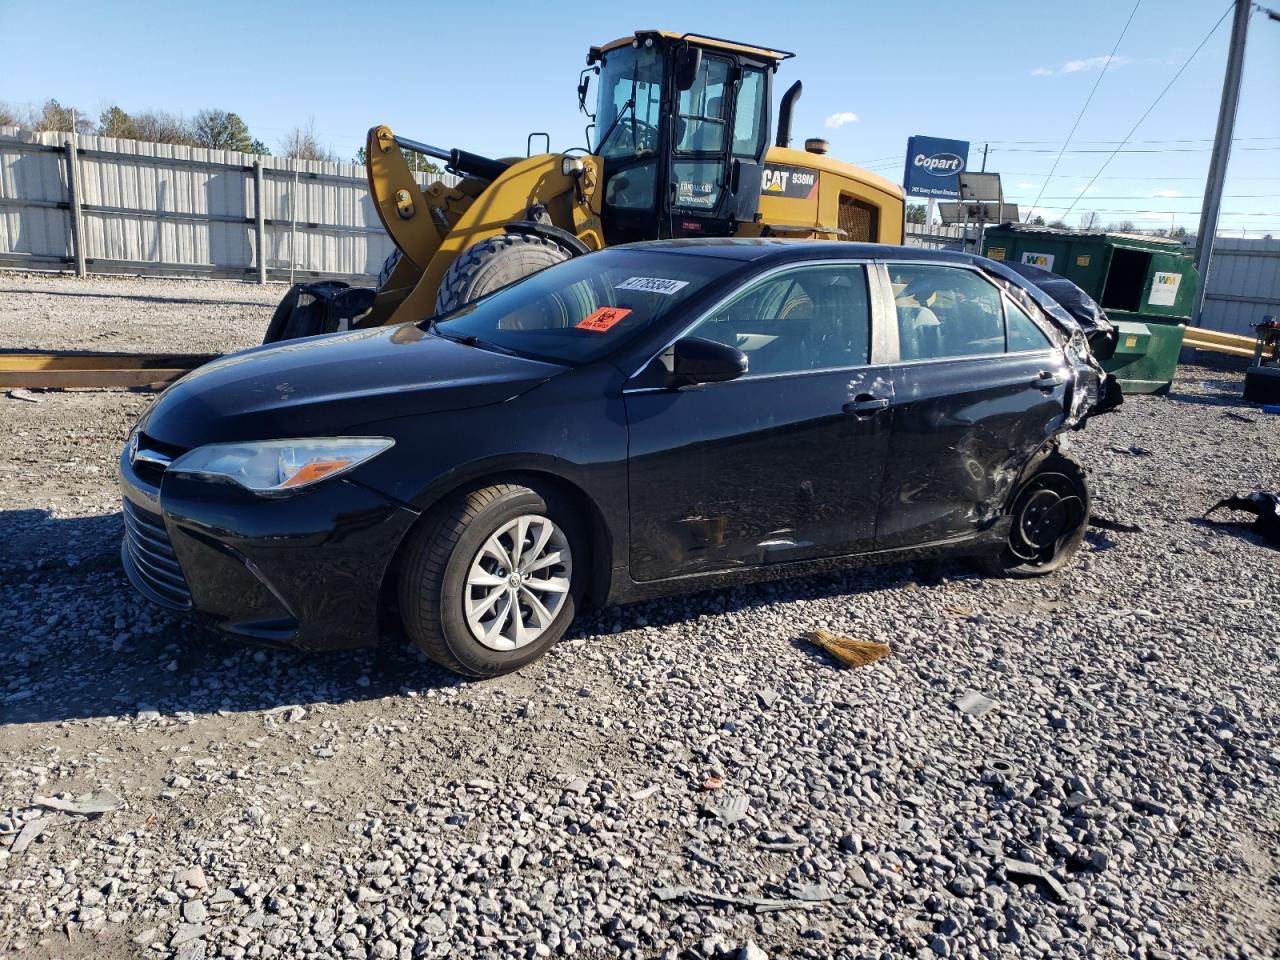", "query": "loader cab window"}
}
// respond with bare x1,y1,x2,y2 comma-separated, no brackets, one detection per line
674,56,730,153
732,68,767,158
594,45,665,160
595,45,664,214
672,54,733,213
